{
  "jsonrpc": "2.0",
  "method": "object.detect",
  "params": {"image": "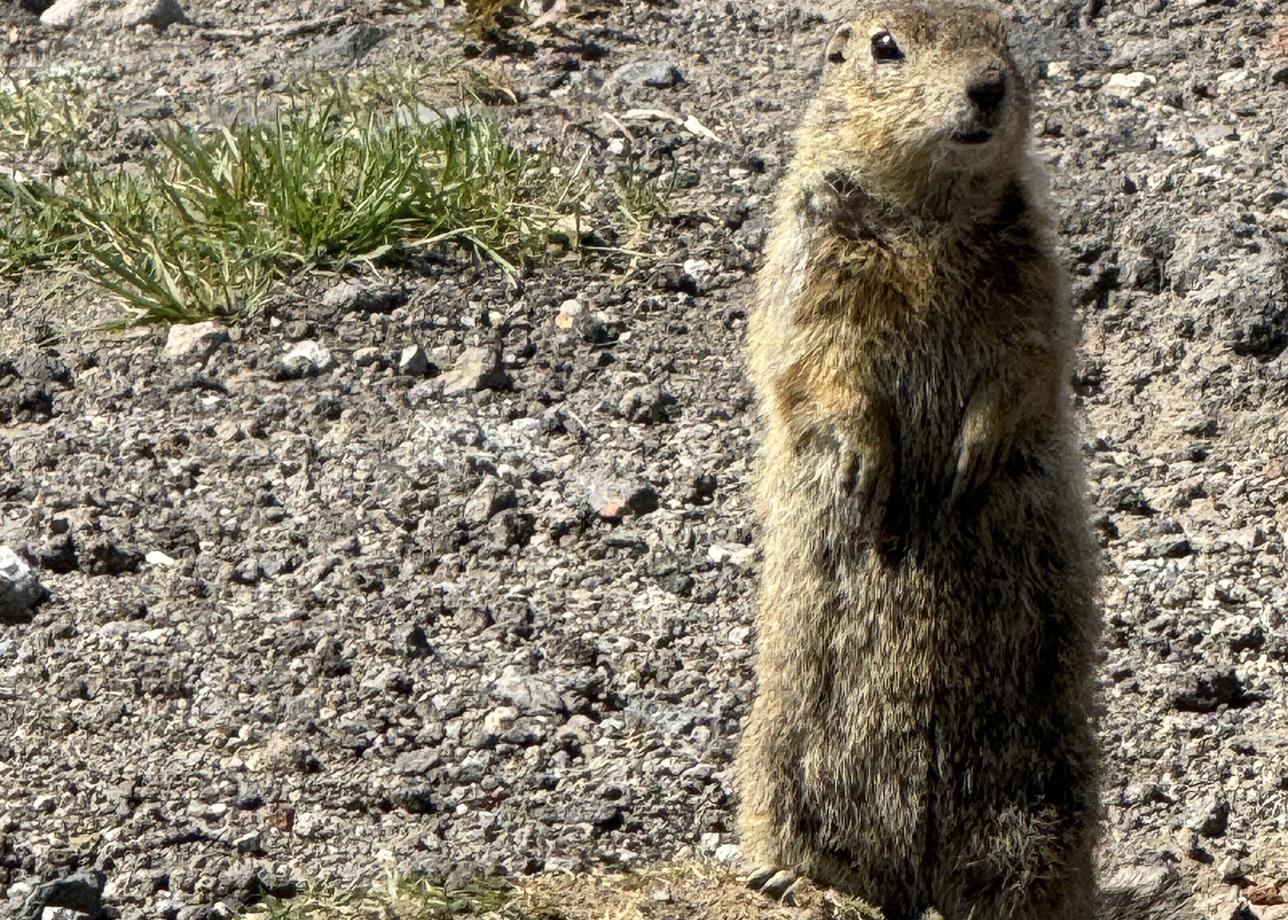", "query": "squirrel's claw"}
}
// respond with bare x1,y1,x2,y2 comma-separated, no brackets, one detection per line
951,430,1007,501
746,866,800,902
